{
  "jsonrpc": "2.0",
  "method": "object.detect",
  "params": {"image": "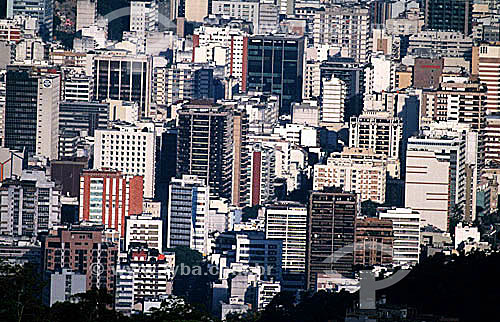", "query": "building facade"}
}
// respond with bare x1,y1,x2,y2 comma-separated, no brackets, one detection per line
79,169,144,237
166,175,210,255
43,225,118,292
94,53,152,117
378,208,420,266
354,218,393,267
176,104,233,200
306,189,356,289
246,35,304,114
0,170,61,238
94,124,156,198
4,66,60,159
313,148,387,204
